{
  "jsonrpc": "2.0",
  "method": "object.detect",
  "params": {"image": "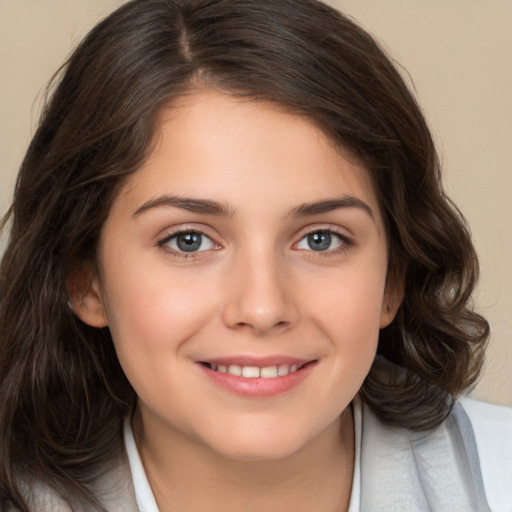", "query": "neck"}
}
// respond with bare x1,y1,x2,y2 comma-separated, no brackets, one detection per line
135,406,355,512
